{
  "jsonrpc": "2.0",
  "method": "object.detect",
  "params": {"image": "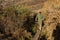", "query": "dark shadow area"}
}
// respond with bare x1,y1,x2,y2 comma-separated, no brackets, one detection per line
42,20,44,27
53,23,60,40
38,35,47,40
0,23,5,34
23,14,37,35
23,16,35,31
25,37,30,40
